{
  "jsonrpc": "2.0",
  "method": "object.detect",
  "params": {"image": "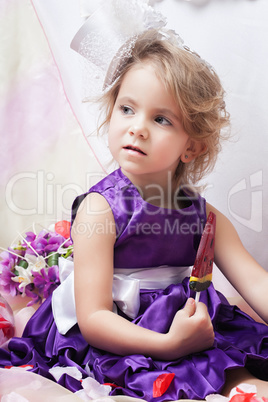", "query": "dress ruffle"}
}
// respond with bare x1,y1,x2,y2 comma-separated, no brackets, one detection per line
1,278,268,401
